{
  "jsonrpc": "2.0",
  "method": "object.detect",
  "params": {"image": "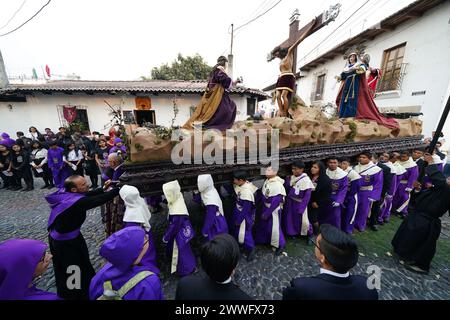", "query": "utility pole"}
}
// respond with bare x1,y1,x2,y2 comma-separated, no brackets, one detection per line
228,24,234,79
0,50,9,88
